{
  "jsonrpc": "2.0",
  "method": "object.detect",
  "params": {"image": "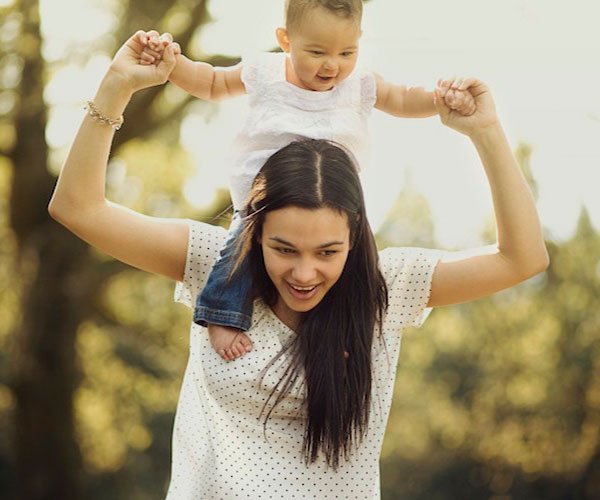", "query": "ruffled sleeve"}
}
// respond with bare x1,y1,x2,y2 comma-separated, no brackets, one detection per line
174,220,227,309
360,72,377,114
378,247,445,331
240,52,285,100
